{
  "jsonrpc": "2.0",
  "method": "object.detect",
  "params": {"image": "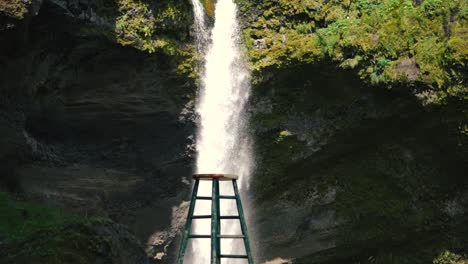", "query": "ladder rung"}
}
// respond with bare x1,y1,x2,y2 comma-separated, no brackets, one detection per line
189,234,211,239
220,254,249,259
196,196,212,200
191,215,212,219
219,195,236,199
220,215,240,219
218,235,245,239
